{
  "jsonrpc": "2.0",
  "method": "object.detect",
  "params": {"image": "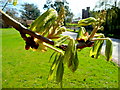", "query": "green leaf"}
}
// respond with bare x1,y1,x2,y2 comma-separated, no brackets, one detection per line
48,53,59,80
30,8,58,33
77,27,88,41
56,55,64,83
105,39,113,61
54,36,69,46
68,46,79,72
41,19,55,36
62,38,79,72
78,17,97,26
69,39,79,72
63,38,74,63
49,52,56,62
55,26,66,35
77,27,86,39
90,36,104,59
